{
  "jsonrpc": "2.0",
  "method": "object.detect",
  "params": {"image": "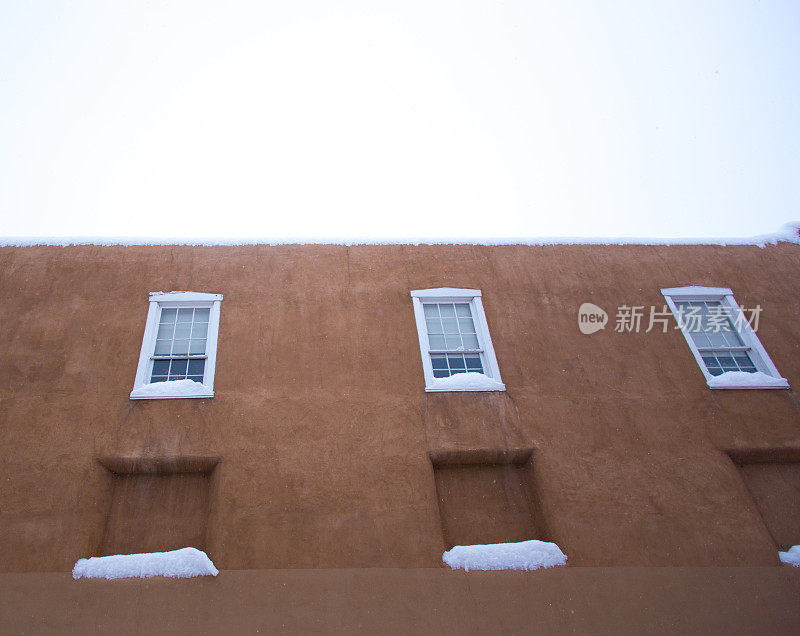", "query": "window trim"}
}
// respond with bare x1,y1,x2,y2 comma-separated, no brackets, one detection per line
131,291,223,399
410,287,505,392
661,286,788,389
